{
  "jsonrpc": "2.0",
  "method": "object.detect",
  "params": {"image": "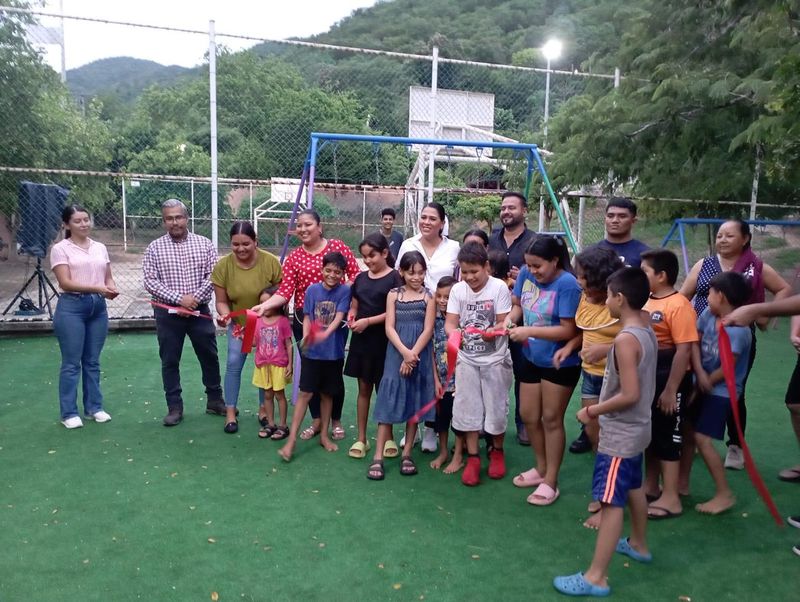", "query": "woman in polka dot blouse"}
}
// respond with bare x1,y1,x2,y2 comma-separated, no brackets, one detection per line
253,209,361,440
